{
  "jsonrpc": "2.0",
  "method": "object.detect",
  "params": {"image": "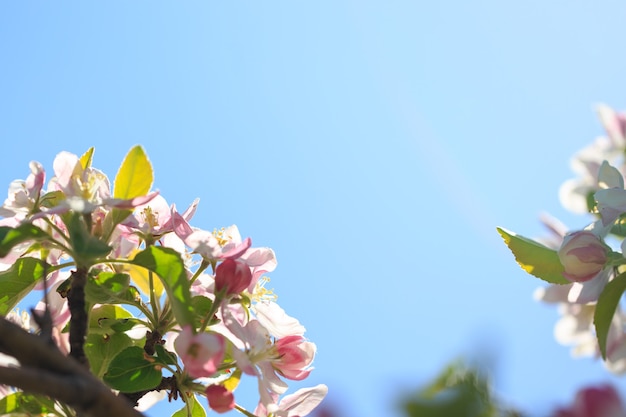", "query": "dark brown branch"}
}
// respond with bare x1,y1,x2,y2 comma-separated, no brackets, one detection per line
144,330,163,356
122,376,178,408
0,316,144,417
67,267,90,368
